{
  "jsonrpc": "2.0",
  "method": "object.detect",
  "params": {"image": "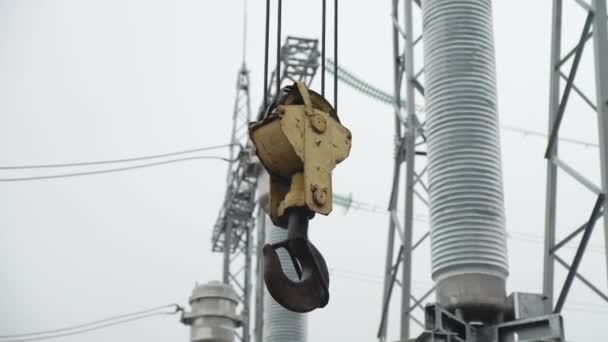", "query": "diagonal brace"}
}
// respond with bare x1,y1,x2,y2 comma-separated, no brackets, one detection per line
554,194,605,313
545,12,594,158
554,254,608,303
